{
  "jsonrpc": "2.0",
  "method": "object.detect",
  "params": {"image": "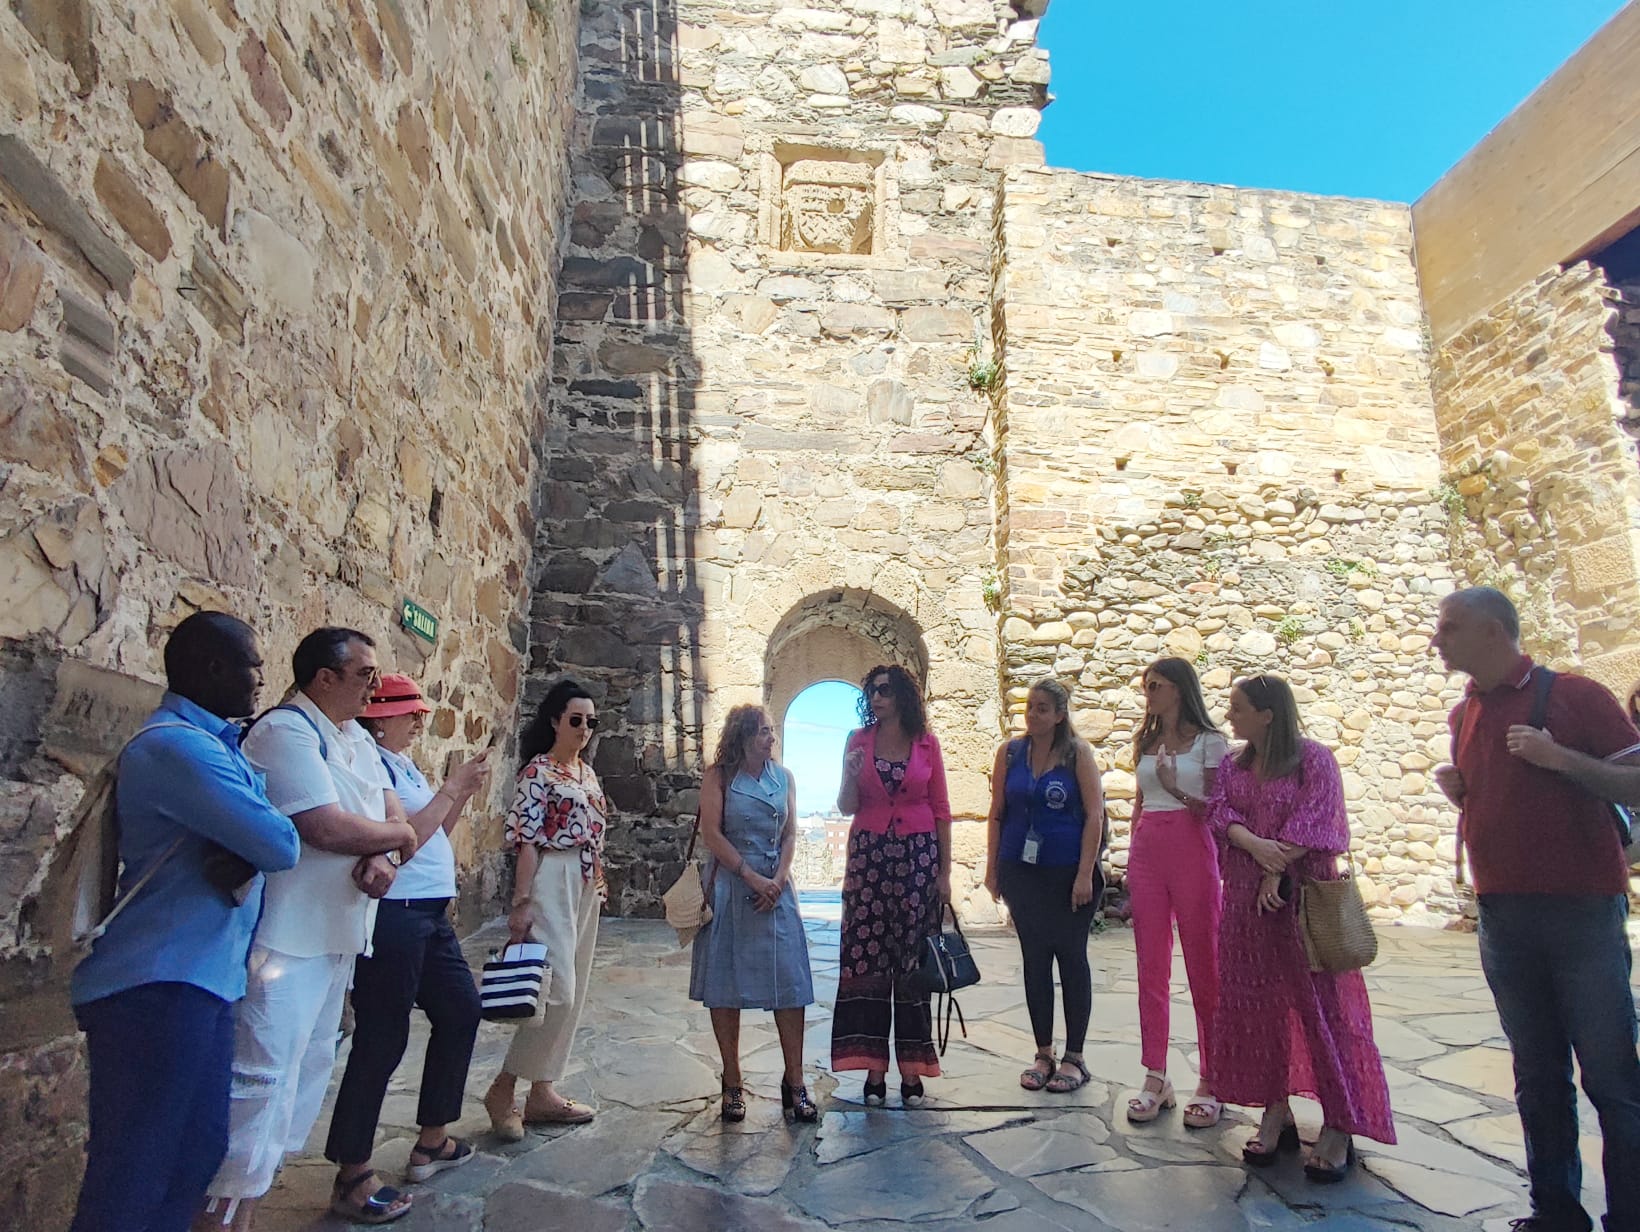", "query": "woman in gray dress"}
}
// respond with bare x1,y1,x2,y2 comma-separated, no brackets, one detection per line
689,705,817,1123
